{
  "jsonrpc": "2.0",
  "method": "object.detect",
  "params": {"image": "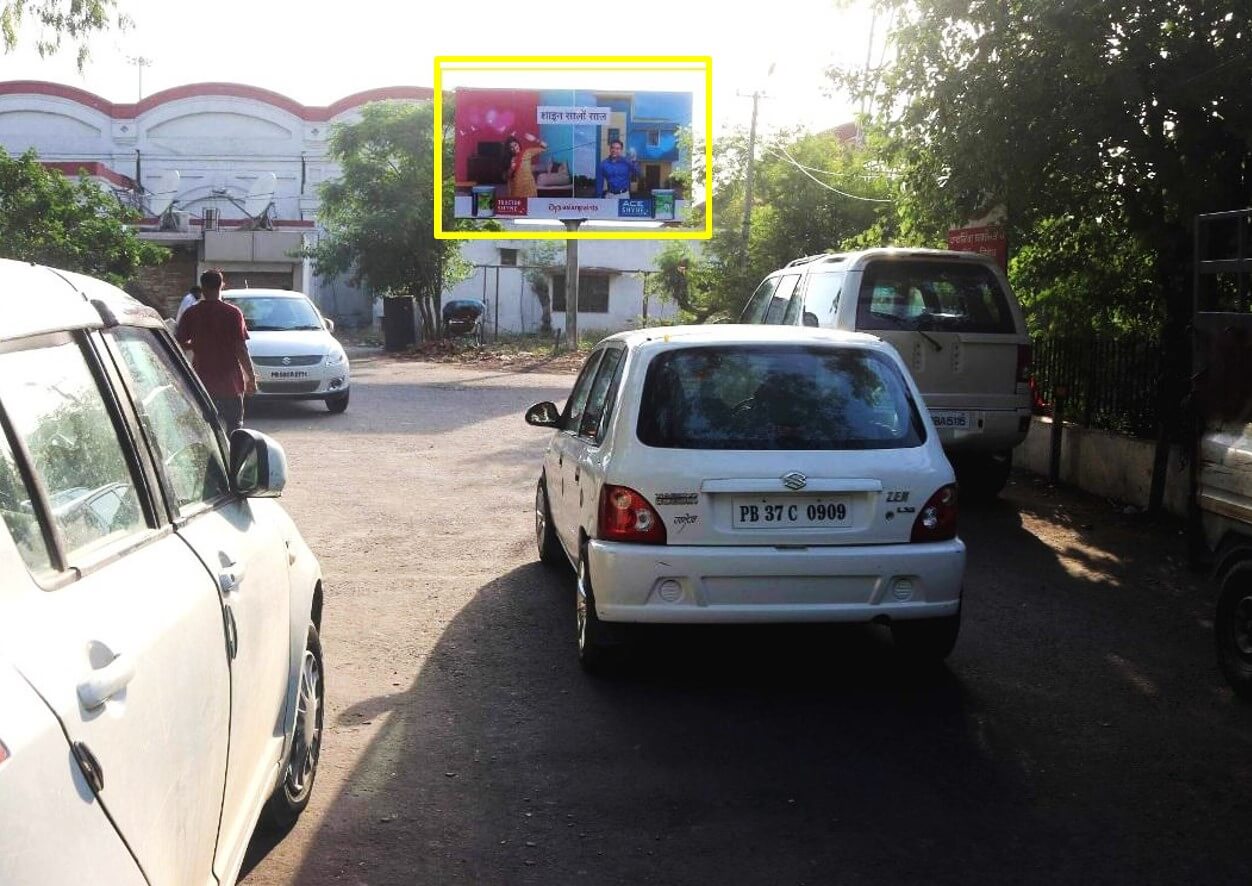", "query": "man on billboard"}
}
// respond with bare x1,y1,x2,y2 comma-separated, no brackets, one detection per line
597,139,640,199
